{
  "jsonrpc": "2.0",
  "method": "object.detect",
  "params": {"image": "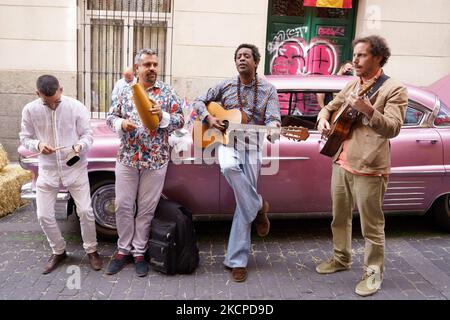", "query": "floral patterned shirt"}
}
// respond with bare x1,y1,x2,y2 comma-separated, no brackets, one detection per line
106,80,184,170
